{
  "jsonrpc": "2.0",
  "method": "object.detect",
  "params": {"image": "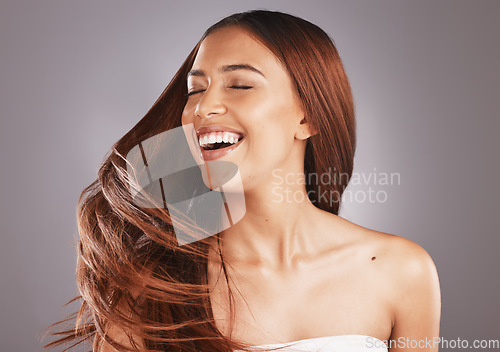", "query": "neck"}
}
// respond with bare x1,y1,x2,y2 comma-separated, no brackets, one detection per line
216,175,331,271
